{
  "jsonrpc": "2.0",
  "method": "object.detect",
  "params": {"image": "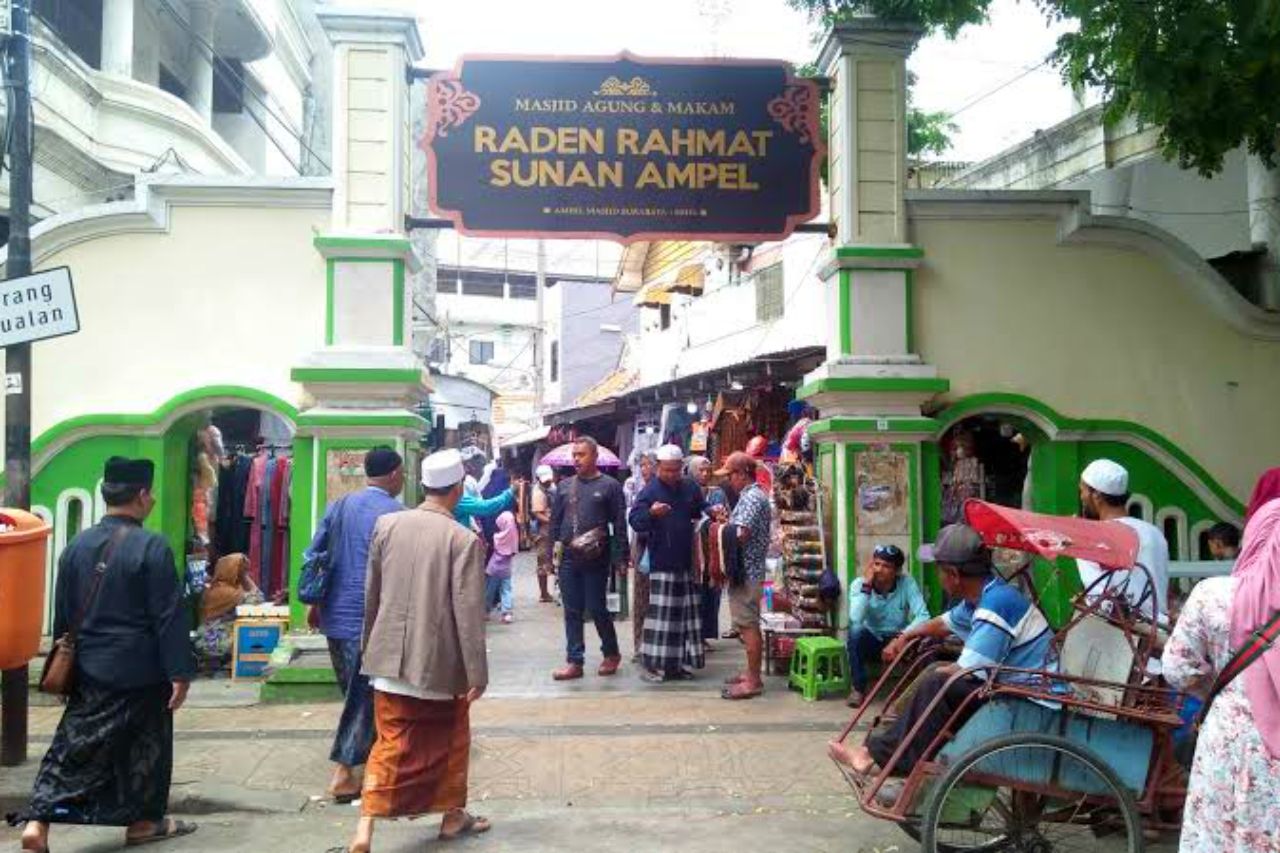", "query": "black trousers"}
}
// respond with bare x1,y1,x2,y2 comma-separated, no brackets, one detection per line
866,670,984,775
